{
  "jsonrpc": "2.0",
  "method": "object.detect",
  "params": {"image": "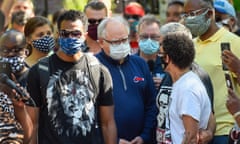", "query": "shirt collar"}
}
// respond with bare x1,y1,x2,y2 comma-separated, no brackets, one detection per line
196,27,227,44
